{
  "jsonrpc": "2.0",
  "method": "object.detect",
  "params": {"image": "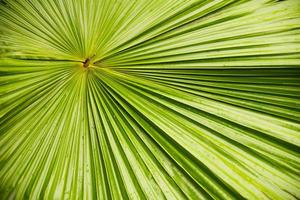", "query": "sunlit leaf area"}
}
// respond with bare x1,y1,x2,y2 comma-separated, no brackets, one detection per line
0,0,300,199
